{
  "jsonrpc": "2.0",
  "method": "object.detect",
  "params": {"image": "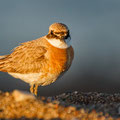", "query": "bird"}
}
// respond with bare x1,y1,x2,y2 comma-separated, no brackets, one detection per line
0,23,74,95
